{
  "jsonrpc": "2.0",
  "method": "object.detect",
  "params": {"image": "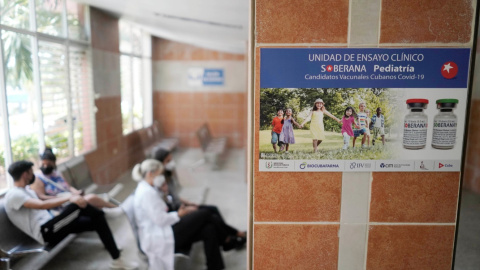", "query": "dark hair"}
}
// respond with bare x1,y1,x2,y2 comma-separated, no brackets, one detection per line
41,147,56,162
154,148,171,163
153,148,173,177
344,106,357,118
8,160,34,181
